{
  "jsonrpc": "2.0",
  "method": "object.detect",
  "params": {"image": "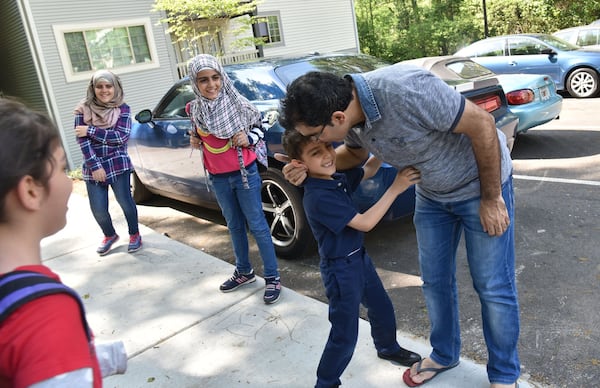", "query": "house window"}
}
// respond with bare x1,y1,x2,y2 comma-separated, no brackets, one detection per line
256,14,283,46
54,18,159,82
